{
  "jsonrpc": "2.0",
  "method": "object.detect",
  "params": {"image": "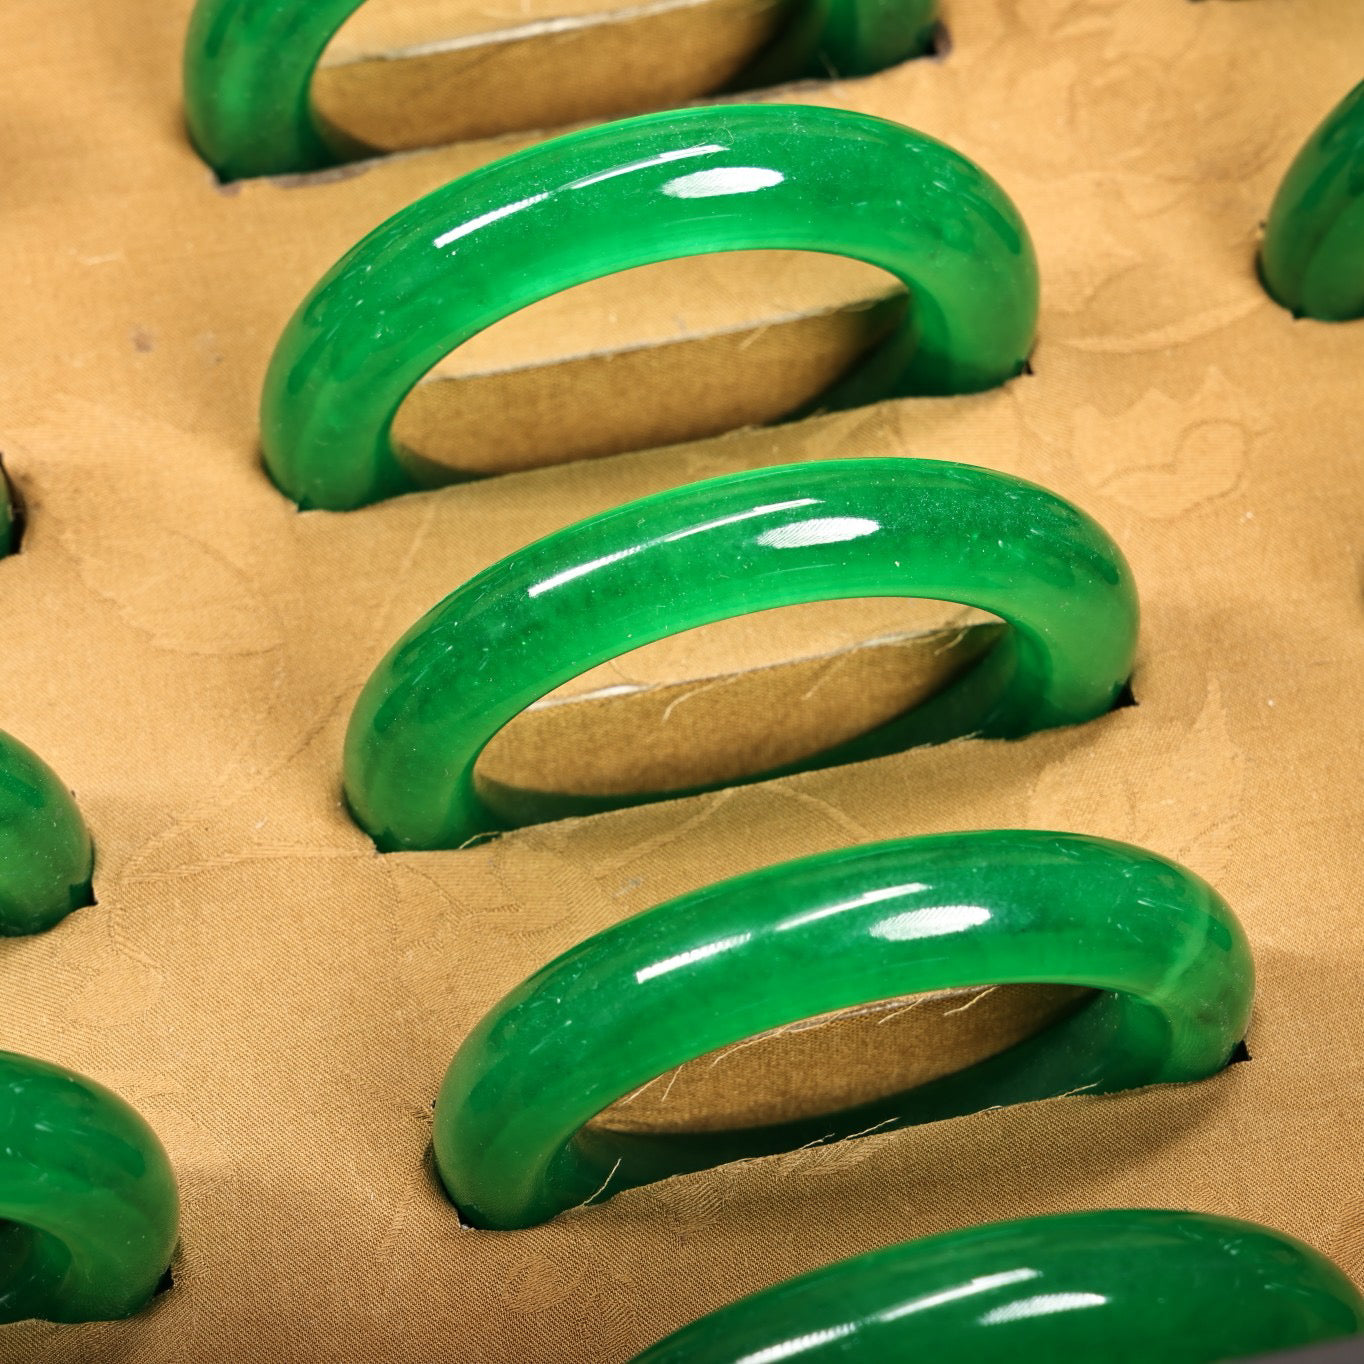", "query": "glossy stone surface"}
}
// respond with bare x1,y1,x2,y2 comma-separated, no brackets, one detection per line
432,830,1250,1230
0,1052,179,1323
630,1210,1363,1362
736,0,937,88
343,458,1137,851
0,730,95,936
184,0,940,180
1260,80,1364,321
259,104,1038,508
0,467,14,556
